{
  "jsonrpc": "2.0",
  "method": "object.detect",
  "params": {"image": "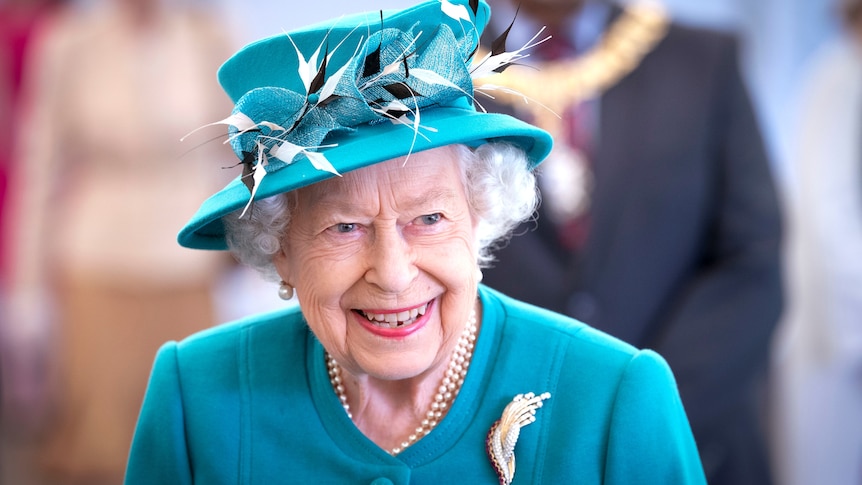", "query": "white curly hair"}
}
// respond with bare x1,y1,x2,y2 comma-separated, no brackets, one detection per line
222,142,539,281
